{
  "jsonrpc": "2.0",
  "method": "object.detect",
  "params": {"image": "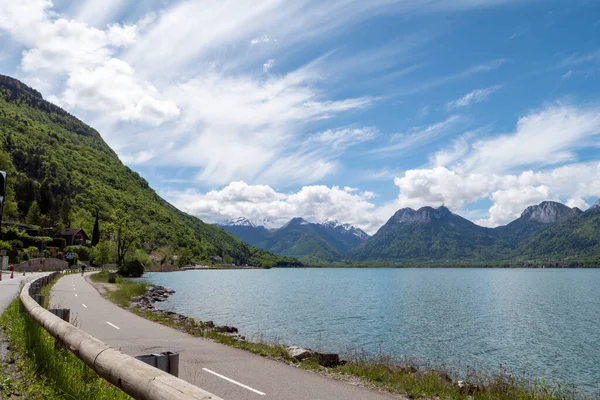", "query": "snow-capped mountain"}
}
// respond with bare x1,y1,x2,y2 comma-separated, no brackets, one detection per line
221,217,280,230
321,219,370,240
218,216,370,262
221,217,256,227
